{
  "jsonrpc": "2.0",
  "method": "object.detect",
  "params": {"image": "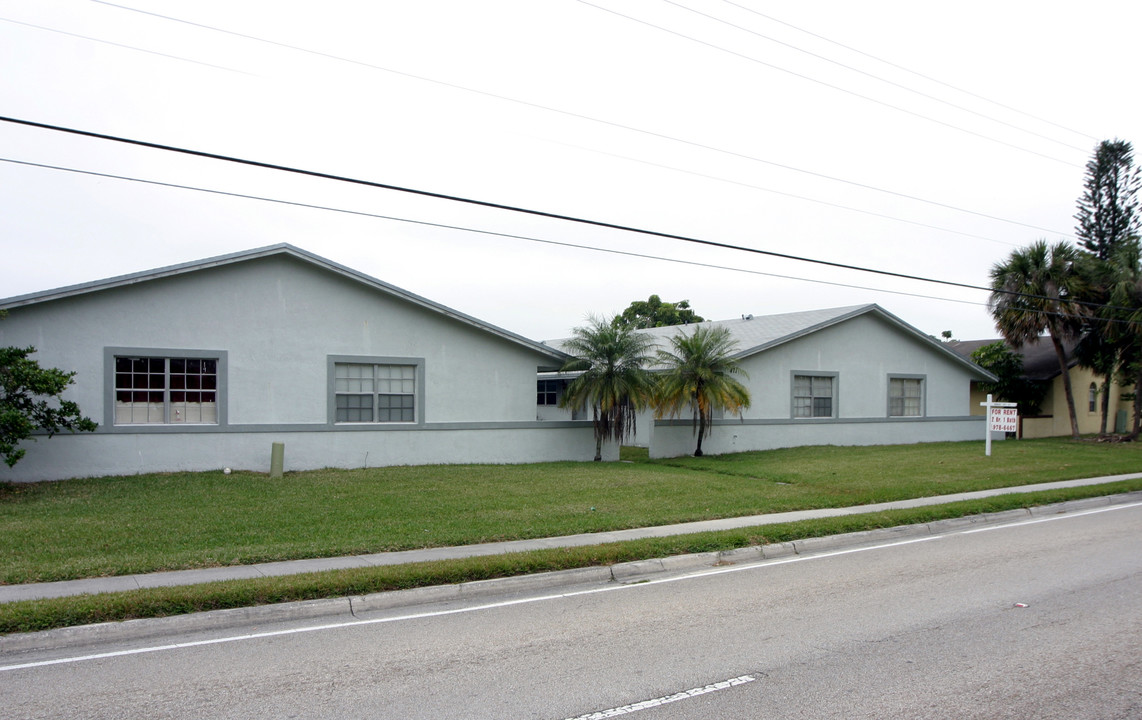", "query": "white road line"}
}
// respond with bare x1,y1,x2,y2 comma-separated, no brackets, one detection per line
562,674,756,719
3,501,1139,673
